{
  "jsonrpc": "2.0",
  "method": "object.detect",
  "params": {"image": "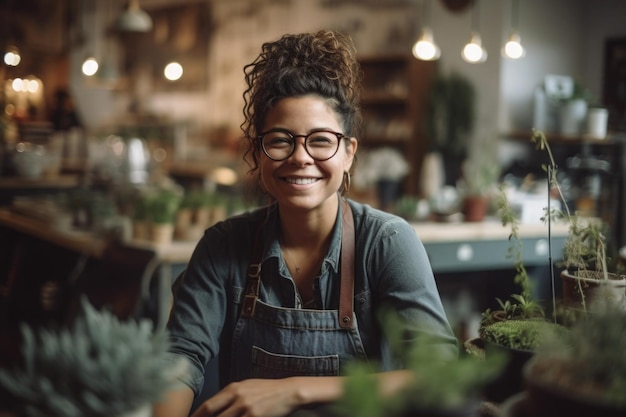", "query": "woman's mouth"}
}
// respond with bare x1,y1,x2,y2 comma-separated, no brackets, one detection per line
284,177,319,185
